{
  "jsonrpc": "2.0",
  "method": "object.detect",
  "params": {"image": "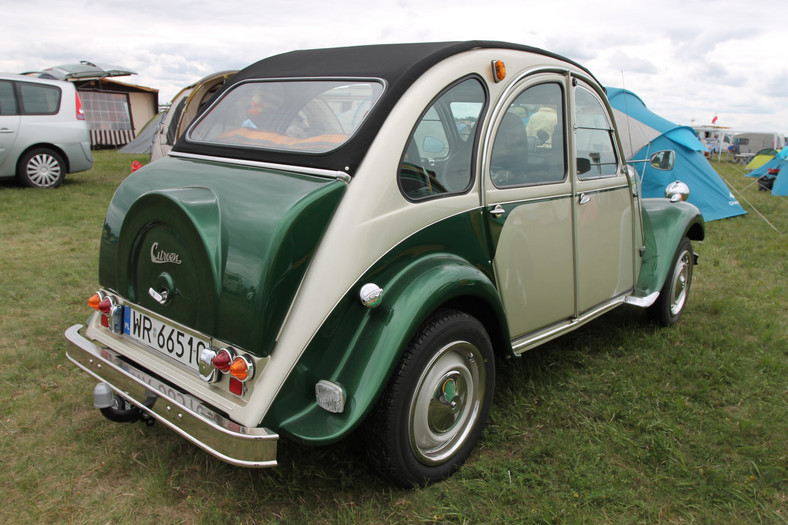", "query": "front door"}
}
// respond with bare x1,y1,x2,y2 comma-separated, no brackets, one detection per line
572,82,635,312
